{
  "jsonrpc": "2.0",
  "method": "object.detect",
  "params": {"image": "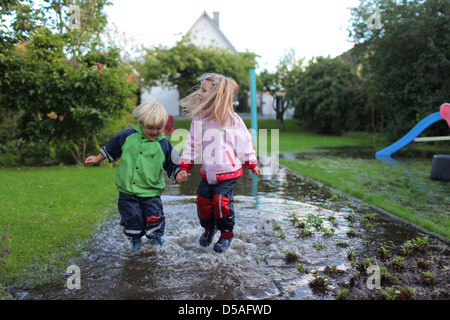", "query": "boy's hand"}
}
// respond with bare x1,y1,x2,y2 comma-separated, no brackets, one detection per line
252,166,262,175
176,170,191,183
85,154,105,165
85,156,98,164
